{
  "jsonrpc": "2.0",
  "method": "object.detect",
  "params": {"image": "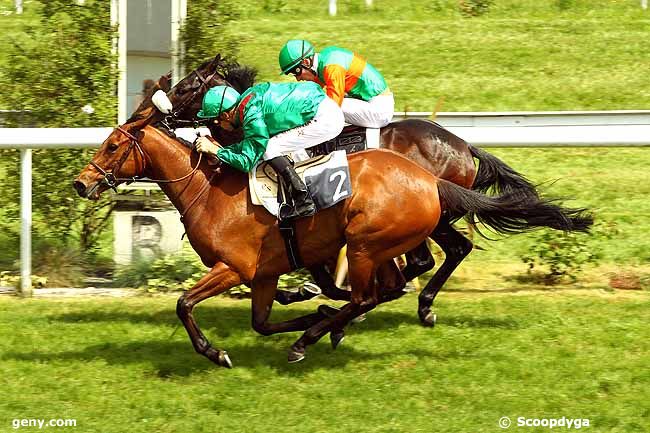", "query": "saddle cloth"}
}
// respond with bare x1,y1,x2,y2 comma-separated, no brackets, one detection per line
249,150,352,218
